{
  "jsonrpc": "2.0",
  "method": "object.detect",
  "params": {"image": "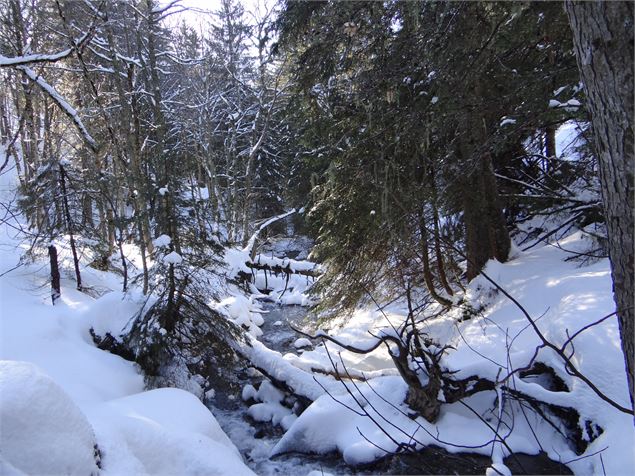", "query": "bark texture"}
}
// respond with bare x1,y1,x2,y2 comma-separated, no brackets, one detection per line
566,0,634,410
463,149,511,281
48,245,61,305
